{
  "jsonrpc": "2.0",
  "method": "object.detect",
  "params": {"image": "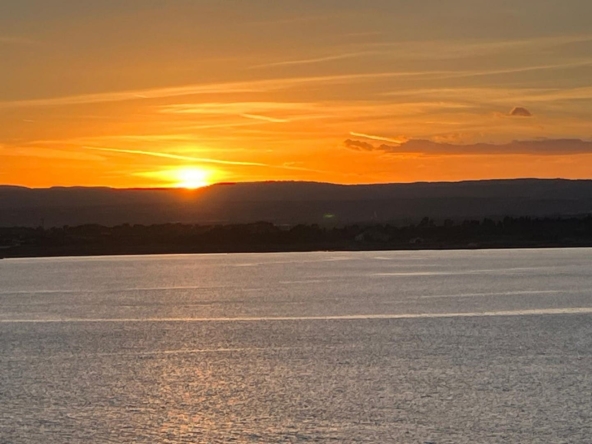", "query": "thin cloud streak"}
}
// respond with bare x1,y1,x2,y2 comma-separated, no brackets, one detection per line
380,85,592,107
509,86,592,103
240,114,289,123
84,147,268,167
380,61,592,87
251,52,372,69
362,34,592,58
4,60,587,110
161,102,310,114
453,60,592,80
254,34,592,70
350,132,407,144
0,72,459,109
84,146,334,175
